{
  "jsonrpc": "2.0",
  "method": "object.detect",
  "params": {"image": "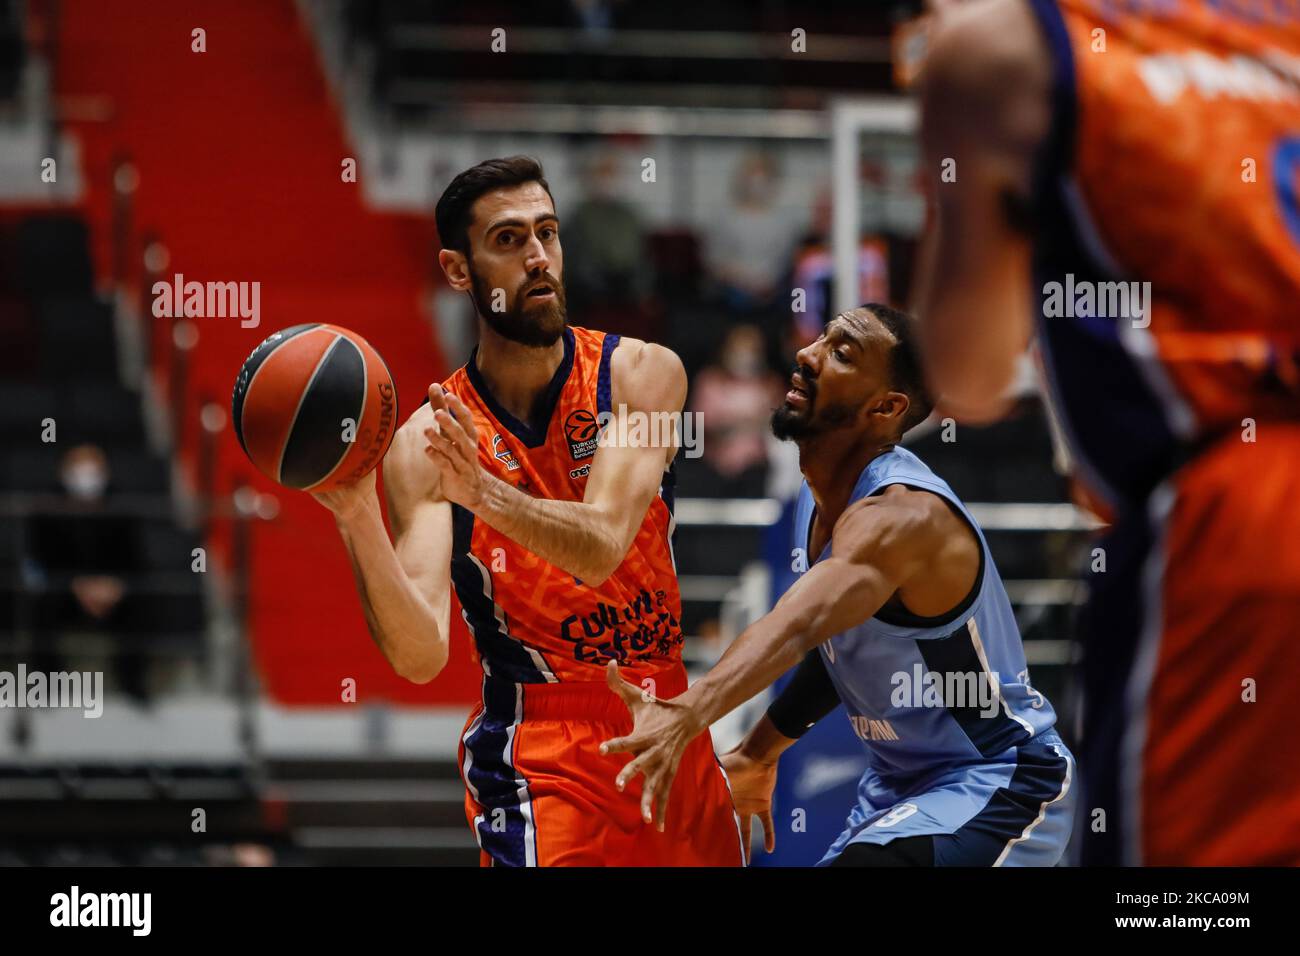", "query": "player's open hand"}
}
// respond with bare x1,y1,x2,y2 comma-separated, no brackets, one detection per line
425,385,487,510
719,747,778,861
599,660,707,831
